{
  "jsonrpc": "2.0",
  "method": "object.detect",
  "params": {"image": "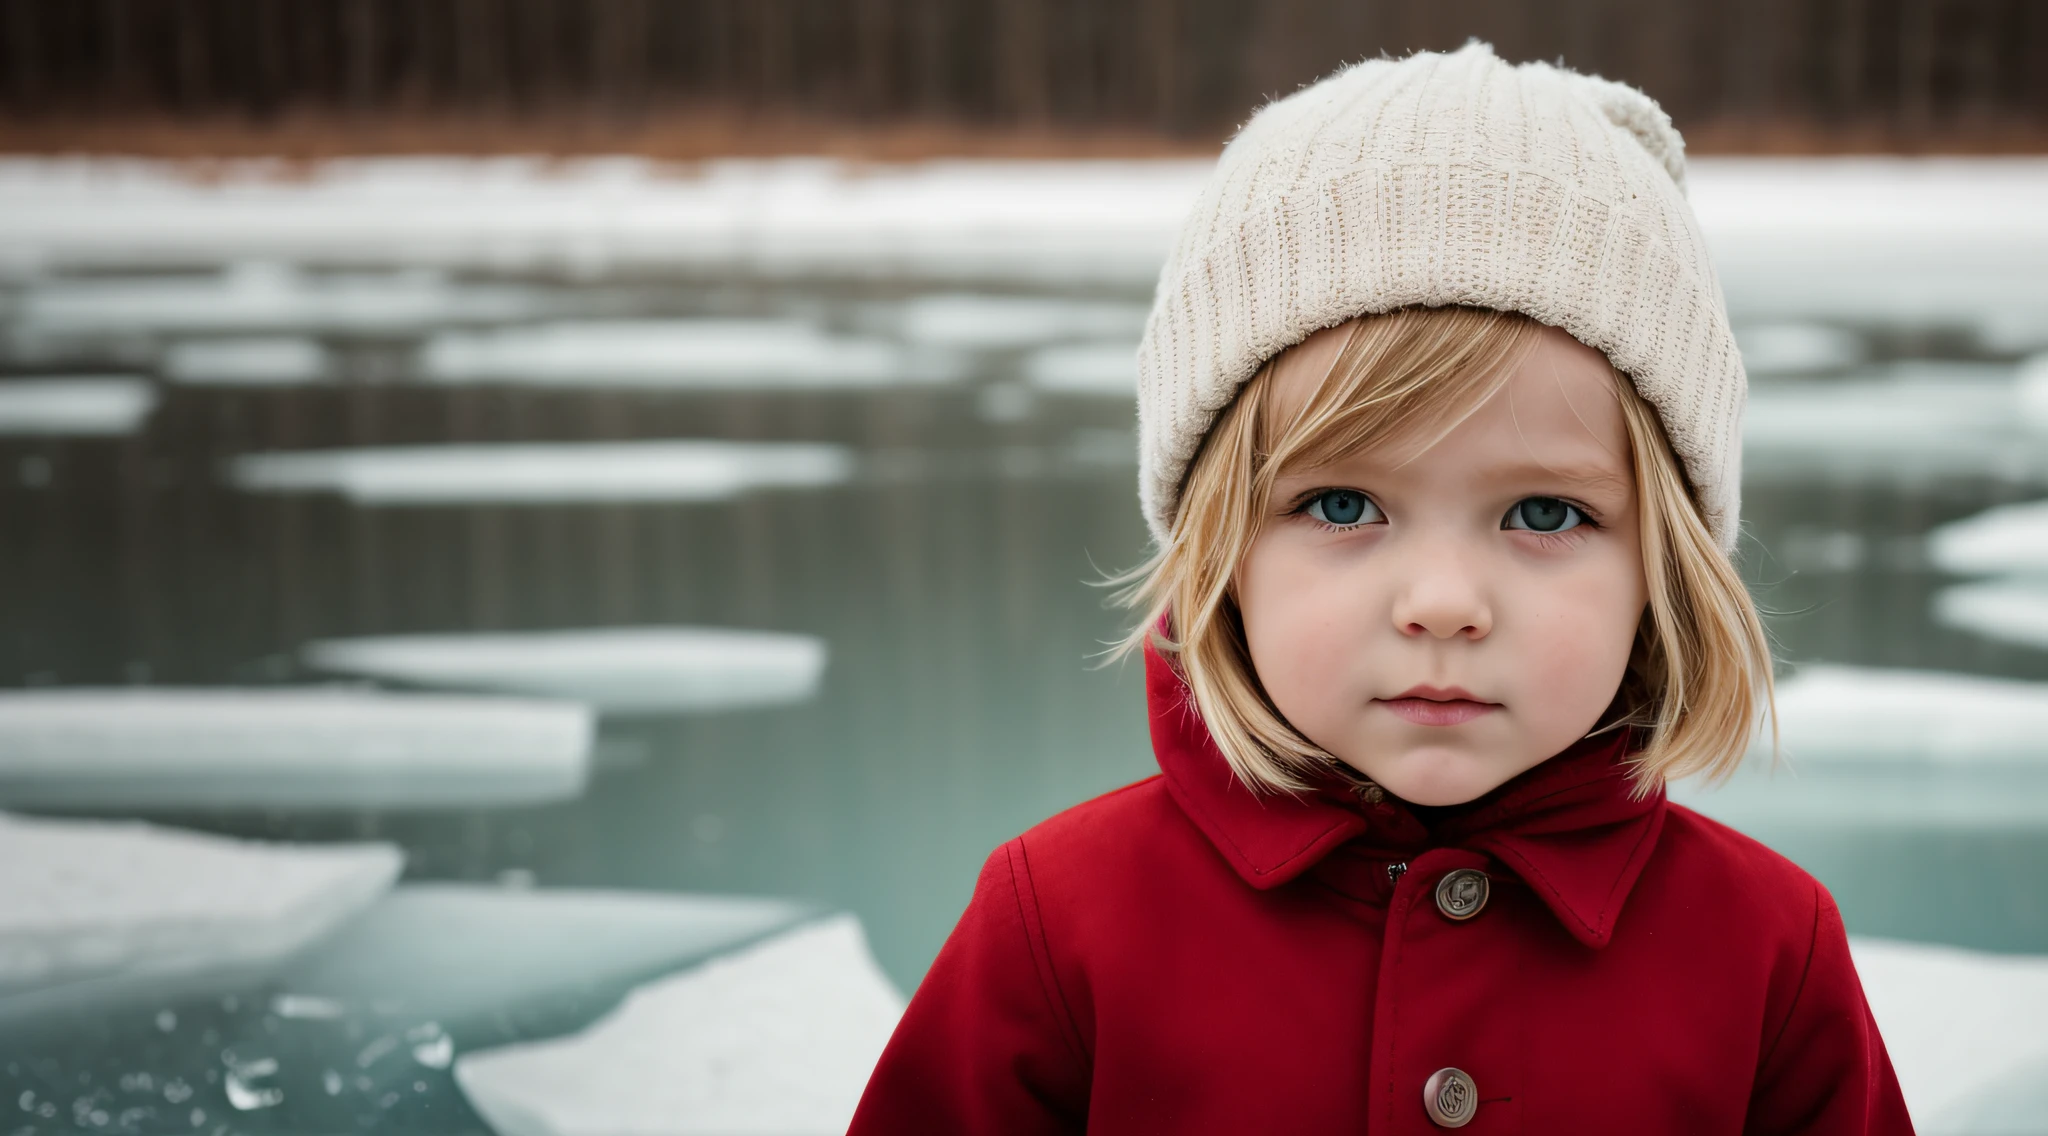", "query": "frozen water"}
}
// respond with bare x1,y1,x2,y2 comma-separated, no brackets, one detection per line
163,336,329,385
2016,352,2048,432
230,439,853,506
0,687,592,809
0,376,156,435
1934,577,2048,653
1674,666,2048,826
455,913,902,1136
15,261,543,337
419,320,945,389
1,157,2046,327
1025,342,1138,396
1926,500,2048,575
1851,936,2048,1134
1742,365,2048,481
1733,321,1864,376
275,883,813,1031
0,812,399,1010
888,292,1147,349
302,626,828,715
